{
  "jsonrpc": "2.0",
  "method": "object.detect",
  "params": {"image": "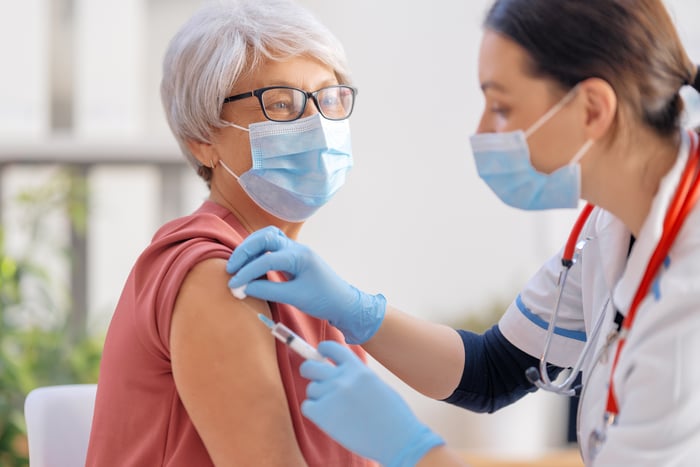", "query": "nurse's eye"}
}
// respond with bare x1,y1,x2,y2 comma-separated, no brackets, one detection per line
490,105,510,117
